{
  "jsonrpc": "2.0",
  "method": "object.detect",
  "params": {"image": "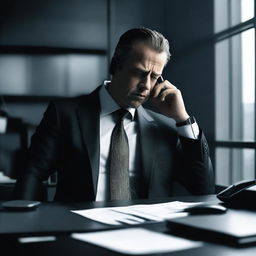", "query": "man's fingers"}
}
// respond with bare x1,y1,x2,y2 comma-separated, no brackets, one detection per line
159,88,179,102
152,81,179,102
151,82,166,98
152,80,177,98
